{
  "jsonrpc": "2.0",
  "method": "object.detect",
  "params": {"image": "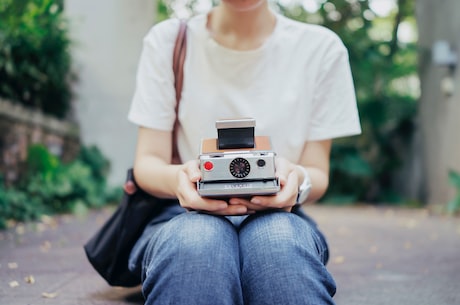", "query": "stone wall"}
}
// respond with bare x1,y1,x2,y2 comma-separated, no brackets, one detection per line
0,99,80,186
